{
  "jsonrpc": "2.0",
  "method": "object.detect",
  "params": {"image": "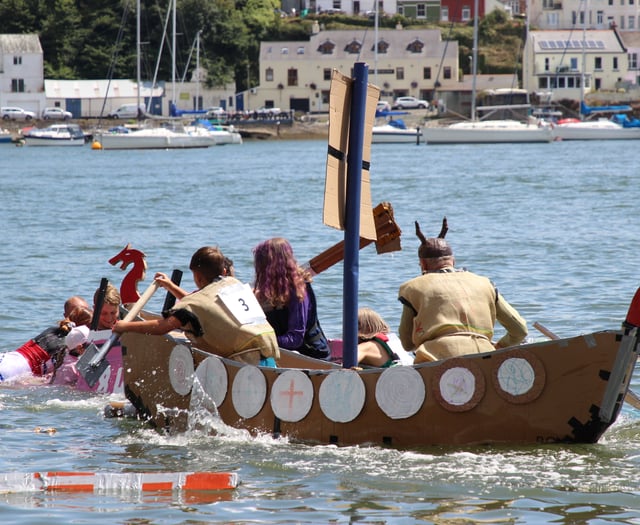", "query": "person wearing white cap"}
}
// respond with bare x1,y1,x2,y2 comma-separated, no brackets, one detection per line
398,217,528,364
